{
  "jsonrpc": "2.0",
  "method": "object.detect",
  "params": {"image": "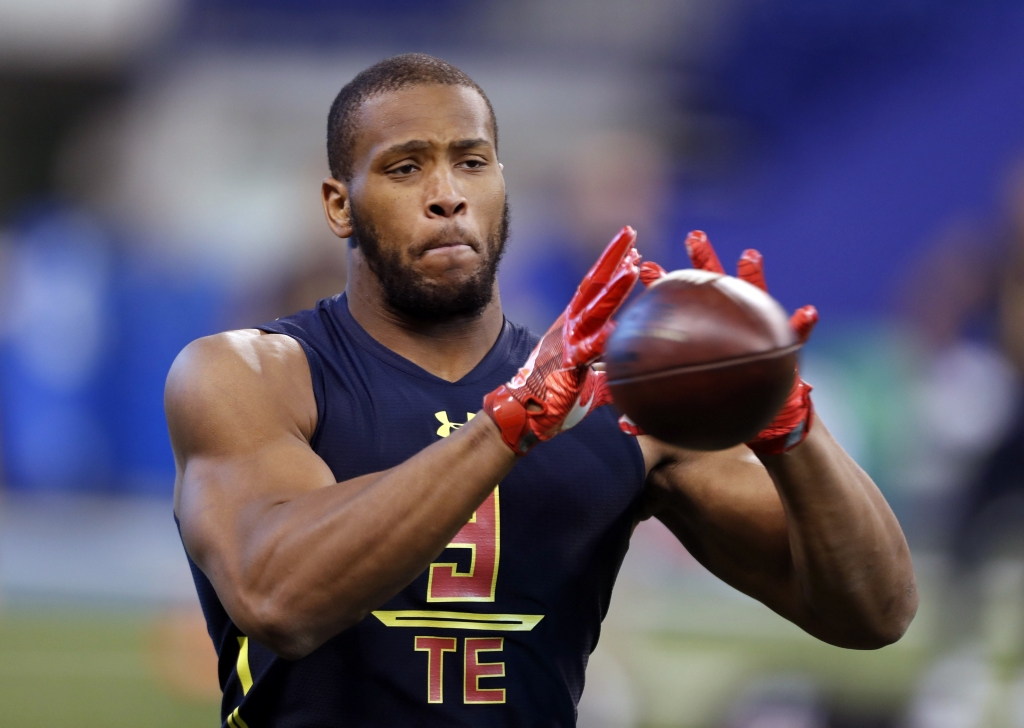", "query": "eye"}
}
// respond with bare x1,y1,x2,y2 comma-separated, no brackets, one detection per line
389,163,418,176
458,158,487,170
